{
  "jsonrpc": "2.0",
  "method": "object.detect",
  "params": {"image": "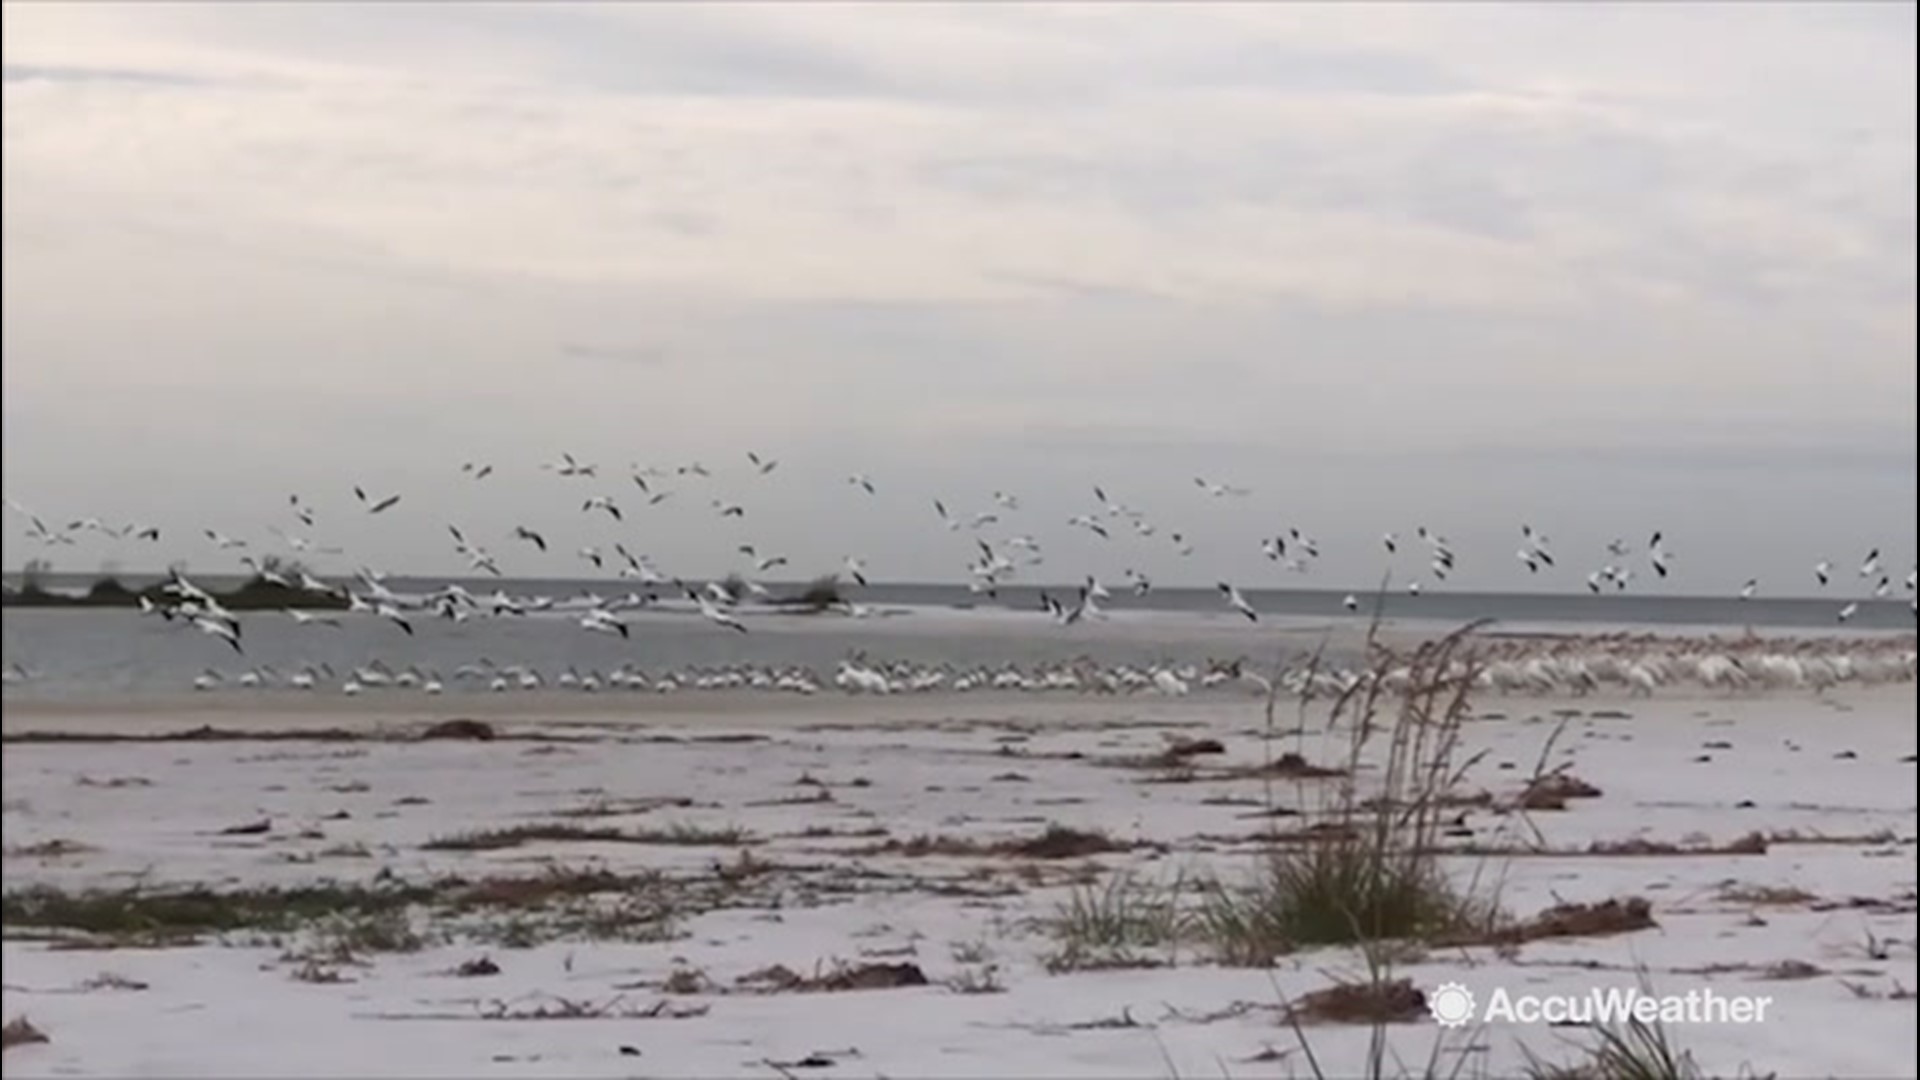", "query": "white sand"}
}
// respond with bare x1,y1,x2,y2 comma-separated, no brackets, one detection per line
3,686,1915,1078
